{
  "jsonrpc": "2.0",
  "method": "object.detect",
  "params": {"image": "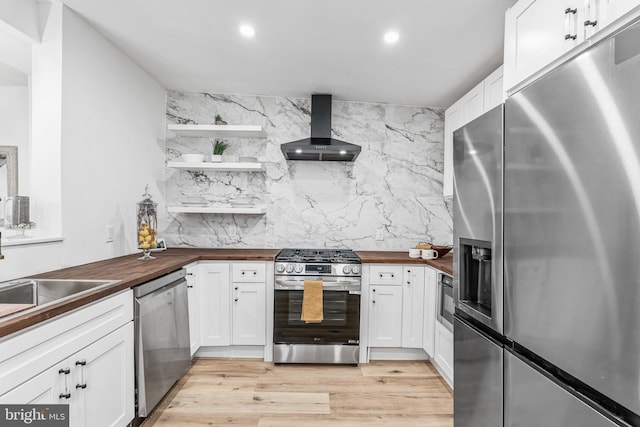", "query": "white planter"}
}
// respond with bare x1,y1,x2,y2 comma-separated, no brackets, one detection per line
210,154,222,162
